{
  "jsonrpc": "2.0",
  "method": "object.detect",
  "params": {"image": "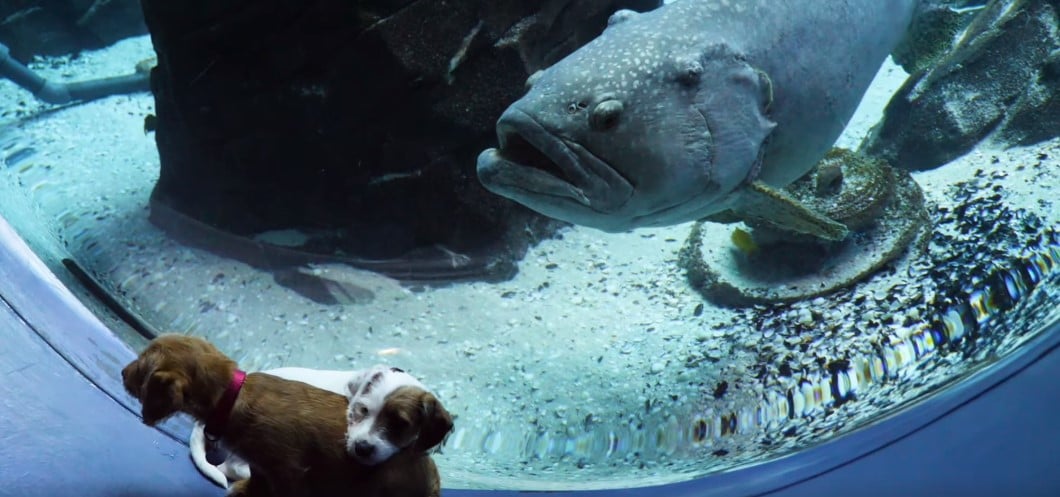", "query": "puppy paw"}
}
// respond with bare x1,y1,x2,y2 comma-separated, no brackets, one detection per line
226,477,276,497
224,480,249,497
